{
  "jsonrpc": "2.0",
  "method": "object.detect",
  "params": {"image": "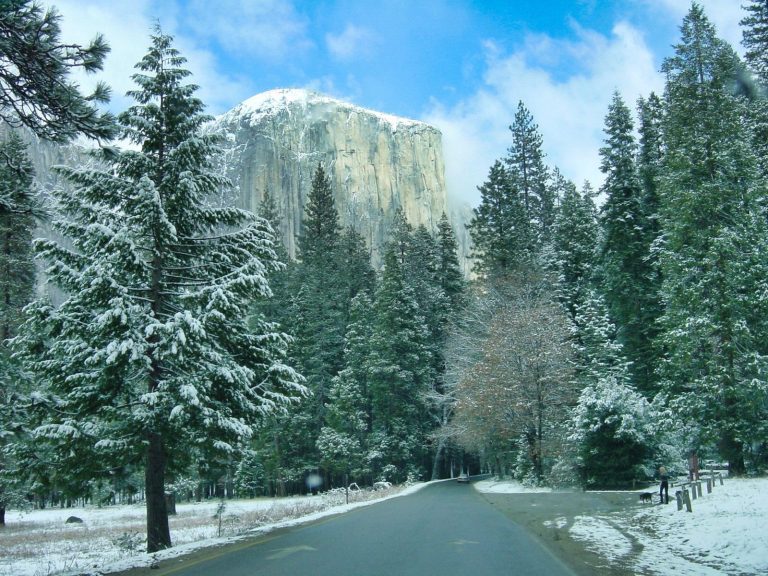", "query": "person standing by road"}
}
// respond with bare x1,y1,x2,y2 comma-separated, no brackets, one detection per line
659,466,669,504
